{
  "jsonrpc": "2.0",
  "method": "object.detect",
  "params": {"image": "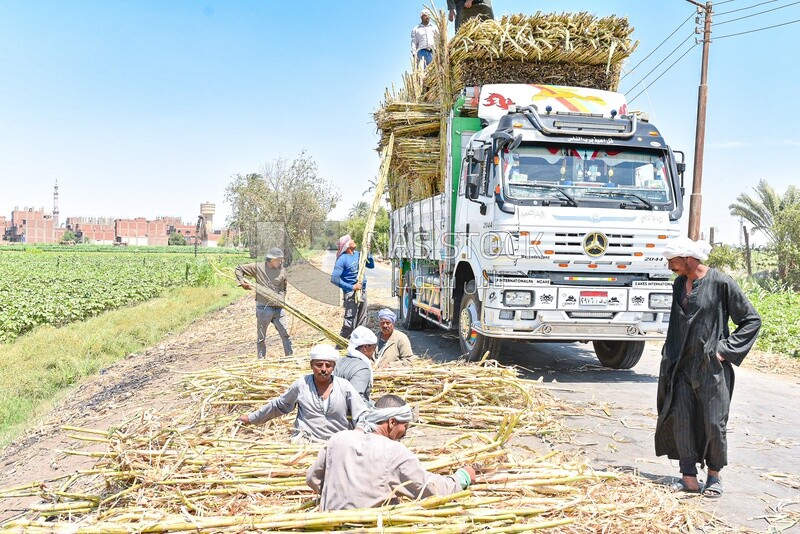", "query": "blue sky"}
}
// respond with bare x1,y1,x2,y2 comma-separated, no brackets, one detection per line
1,1,798,245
